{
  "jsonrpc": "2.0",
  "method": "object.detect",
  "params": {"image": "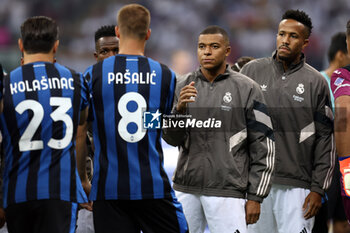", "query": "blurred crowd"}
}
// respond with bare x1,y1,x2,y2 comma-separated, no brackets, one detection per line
0,0,350,73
